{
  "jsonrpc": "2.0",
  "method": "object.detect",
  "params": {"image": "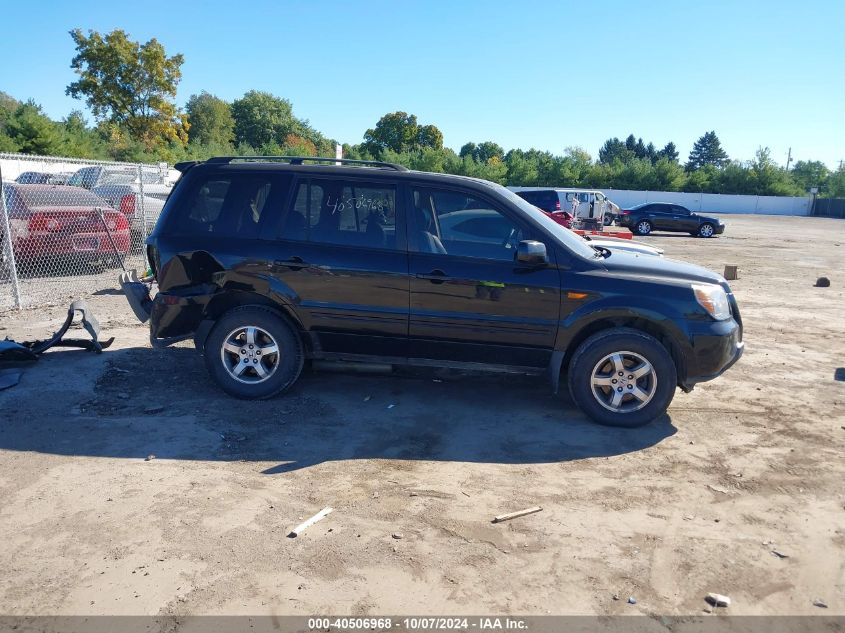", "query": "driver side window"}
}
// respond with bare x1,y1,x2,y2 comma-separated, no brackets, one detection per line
411,187,524,261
